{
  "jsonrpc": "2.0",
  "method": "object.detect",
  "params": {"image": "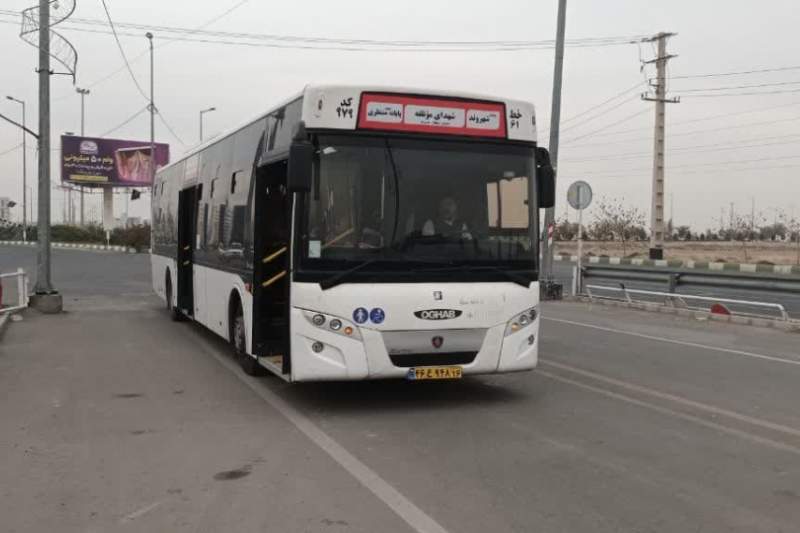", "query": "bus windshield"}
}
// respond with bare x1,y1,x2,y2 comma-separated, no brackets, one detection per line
299,134,538,279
